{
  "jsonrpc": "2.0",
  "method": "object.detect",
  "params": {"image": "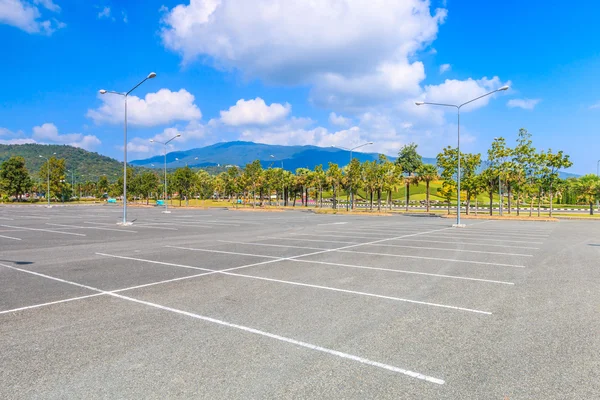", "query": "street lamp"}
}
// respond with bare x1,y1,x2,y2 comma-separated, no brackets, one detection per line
100,72,157,225
331,142,374,210
415,85,509,227
38,152,56,207
150,133,180,213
